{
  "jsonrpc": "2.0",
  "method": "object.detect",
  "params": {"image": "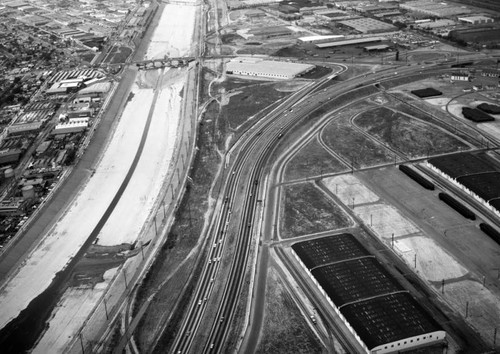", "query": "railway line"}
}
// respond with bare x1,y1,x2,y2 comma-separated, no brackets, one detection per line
168,57,492,353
